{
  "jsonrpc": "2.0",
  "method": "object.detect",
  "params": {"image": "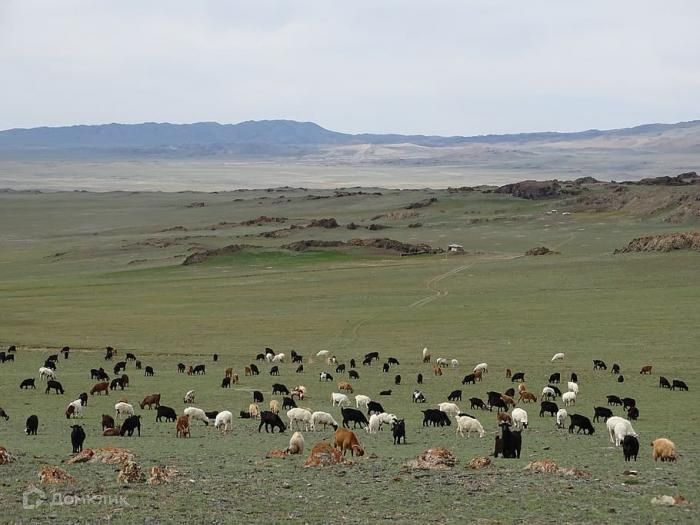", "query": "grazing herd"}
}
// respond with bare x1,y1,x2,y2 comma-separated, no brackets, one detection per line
0,344,686,469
